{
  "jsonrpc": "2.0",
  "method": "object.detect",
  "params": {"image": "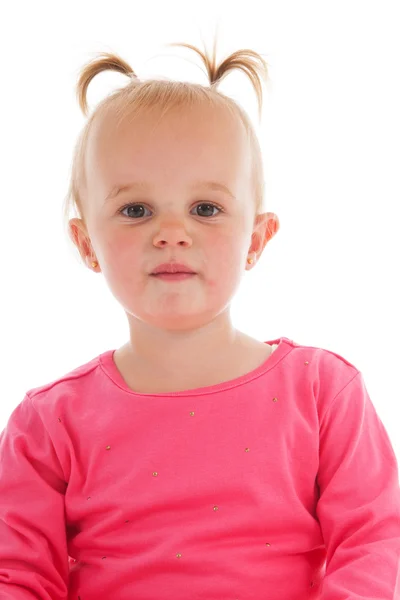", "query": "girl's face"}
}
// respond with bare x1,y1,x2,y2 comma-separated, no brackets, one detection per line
78,102,262,331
